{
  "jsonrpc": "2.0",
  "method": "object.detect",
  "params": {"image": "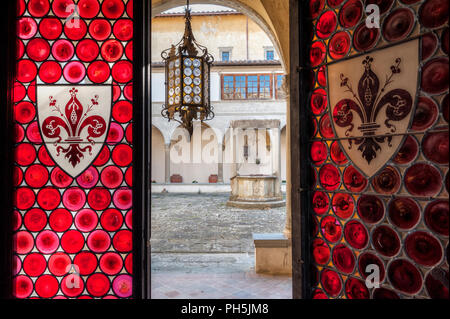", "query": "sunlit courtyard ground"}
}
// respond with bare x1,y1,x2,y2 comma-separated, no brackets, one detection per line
151,193,292,299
